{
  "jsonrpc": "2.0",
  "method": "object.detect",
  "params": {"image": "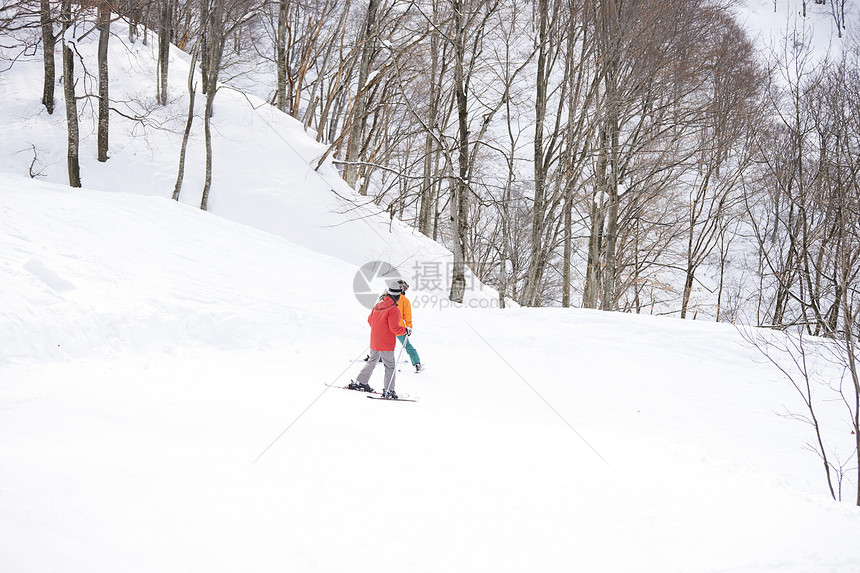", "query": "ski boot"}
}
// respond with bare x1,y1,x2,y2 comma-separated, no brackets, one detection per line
348,380,374,393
